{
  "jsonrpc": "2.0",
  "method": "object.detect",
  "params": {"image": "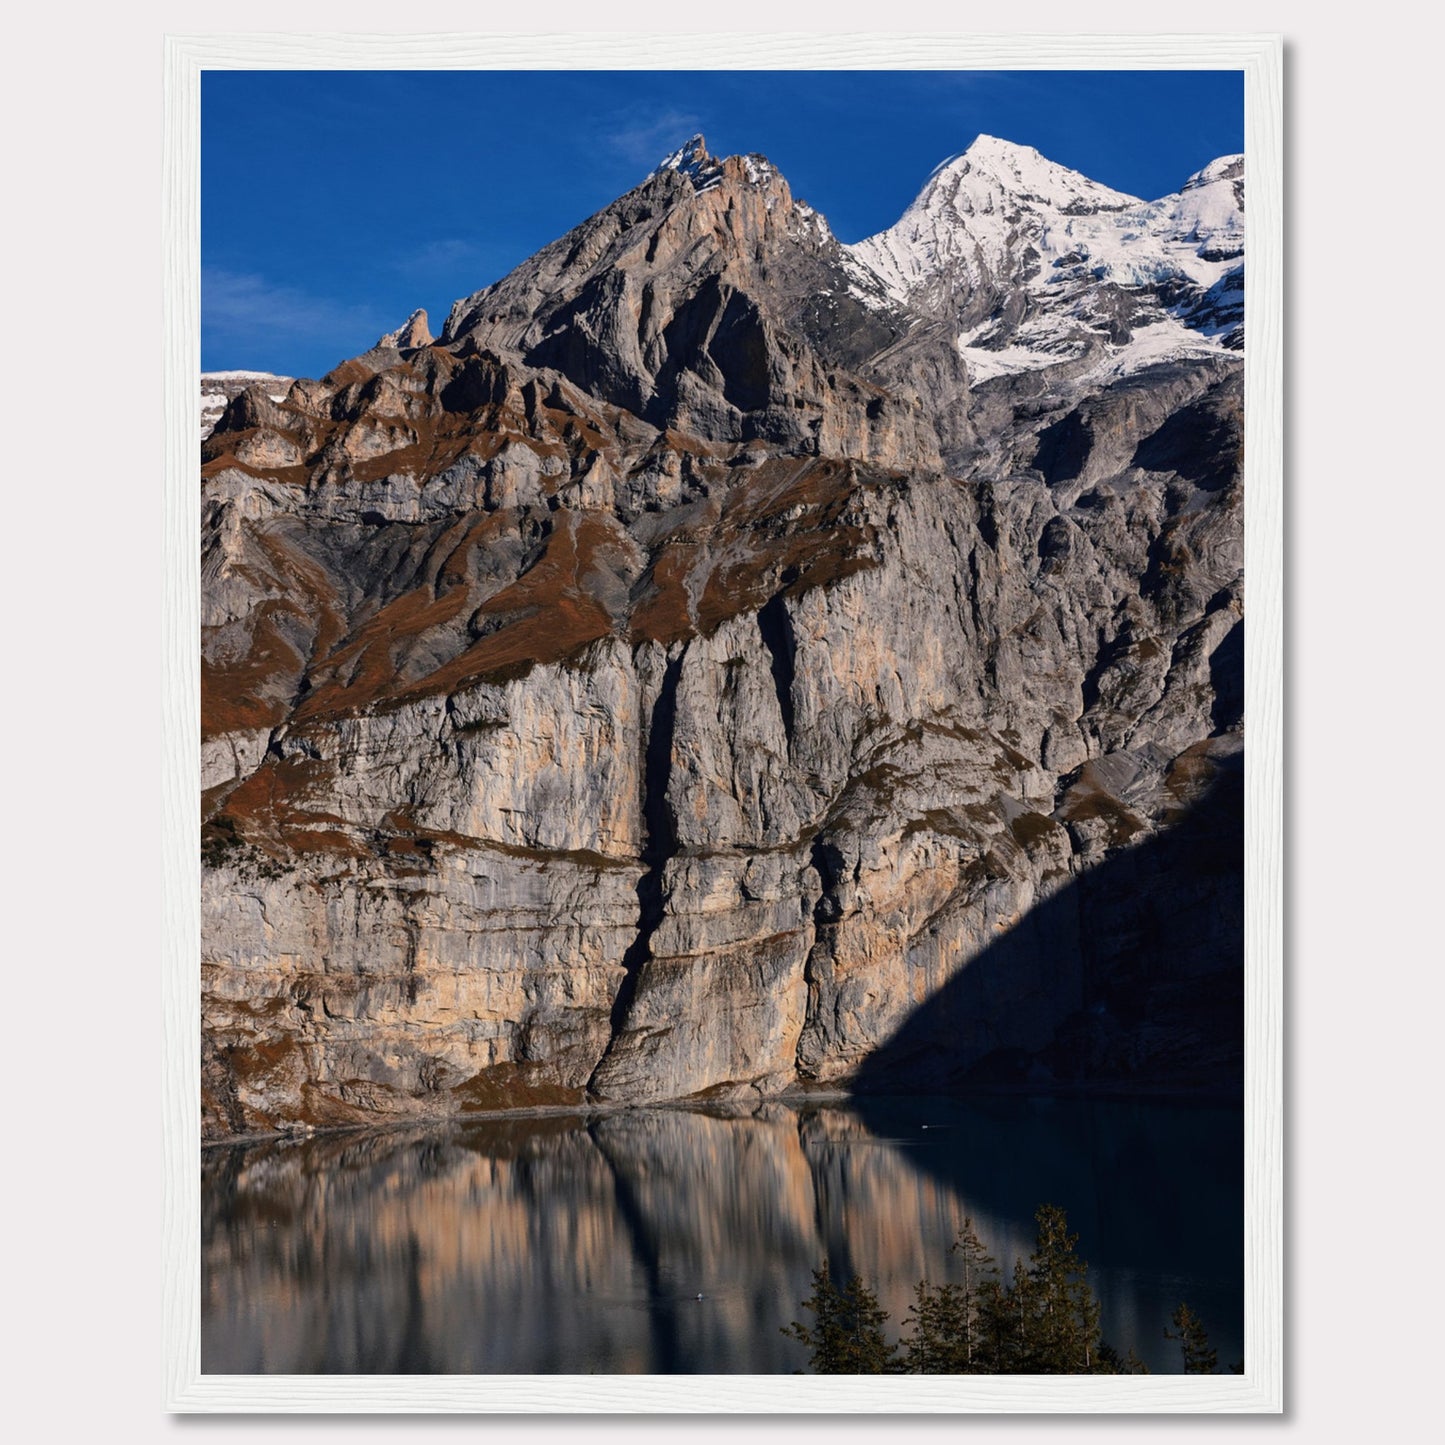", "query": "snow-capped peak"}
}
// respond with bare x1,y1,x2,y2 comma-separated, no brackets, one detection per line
1183,154,1244,190
845,135,1141,321
964,133,1033,159
937,134,1141,216
844,138,1246,386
